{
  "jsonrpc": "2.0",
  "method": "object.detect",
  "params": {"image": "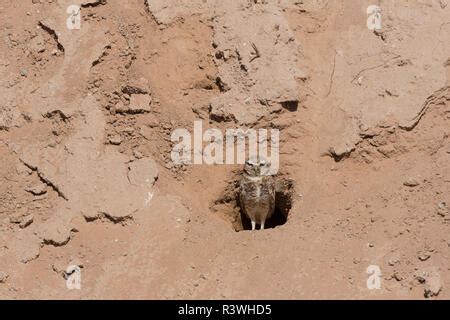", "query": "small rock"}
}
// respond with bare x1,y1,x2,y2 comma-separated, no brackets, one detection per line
121,127,135,134
393,272,404,281
0,271,8,283
194,78,215,90
109,135,122,145
133,150,144,159
415,268,442,298
19,214,34,229
377,145,396,158
328,145,356,162
165,162,173,169
29,34,46,53
403,178,420,187
388,259,398,266
357,76,363,85
437,202,447,217
415,274,426,284
25,183,47,196
116,94,152,114
128,158,159,188
121,81,149,95
9,215,22,224
42,225,72,247
16,163,33,176
425,279,442,298
20,245,40,264
418,253,431,261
